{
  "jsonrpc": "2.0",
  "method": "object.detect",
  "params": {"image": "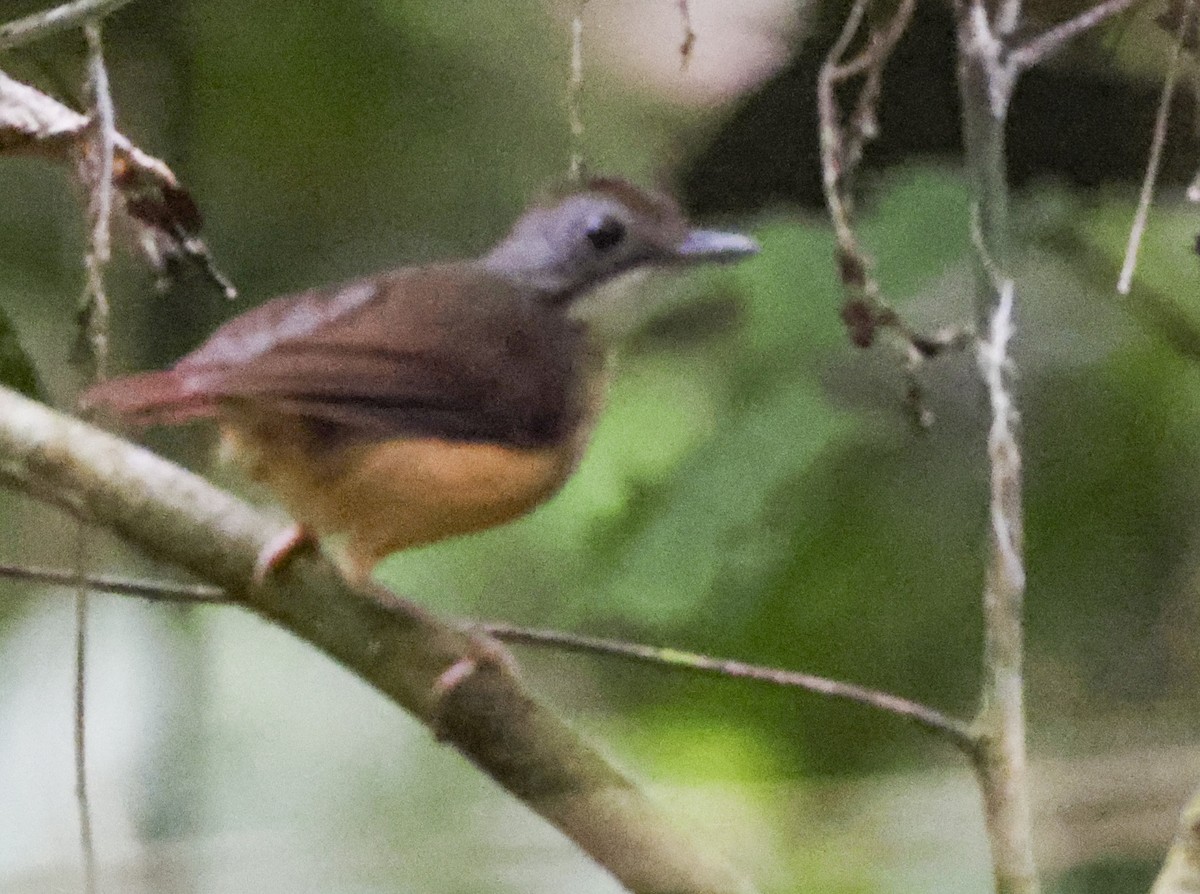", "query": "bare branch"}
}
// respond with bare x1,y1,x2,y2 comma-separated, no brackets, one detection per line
819,0,916,277
1,560,976,748
975,279,1025,681
954,3,1040,889
71,523,96,894
1118,0,1195,294
568,0,587,180
995,0,1026,40
971,277,1037,894
0,562,226,602
0,0,137,51
78,19,114,377
0,384,759,894
72,21,117,893
1151,784,1200,893
485,623,976,749
819,0,969,426
1008,0,1144,72
676,0,696,66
